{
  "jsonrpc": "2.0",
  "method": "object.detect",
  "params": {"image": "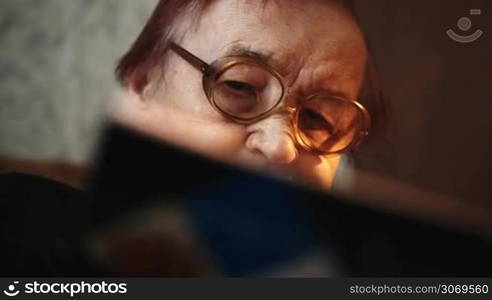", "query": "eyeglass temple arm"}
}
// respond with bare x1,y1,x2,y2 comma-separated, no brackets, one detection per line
169,42,211,75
